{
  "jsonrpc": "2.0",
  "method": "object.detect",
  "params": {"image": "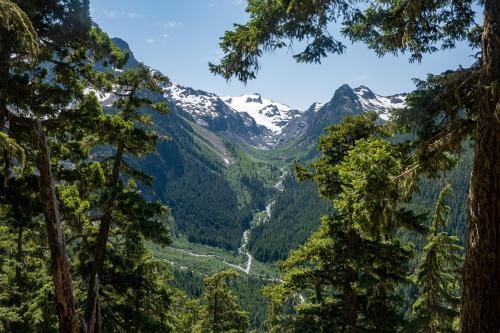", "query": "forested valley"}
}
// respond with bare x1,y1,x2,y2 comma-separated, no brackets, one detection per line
1,1,499,333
